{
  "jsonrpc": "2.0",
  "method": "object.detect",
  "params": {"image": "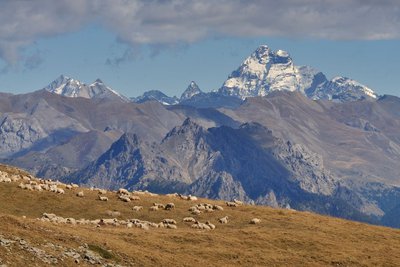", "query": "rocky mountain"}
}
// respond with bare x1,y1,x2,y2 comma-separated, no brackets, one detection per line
131,90,179,105
69,117,377,222
306,76,378,102
180,81,203,101
45,75,129,102
217,45,377,102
